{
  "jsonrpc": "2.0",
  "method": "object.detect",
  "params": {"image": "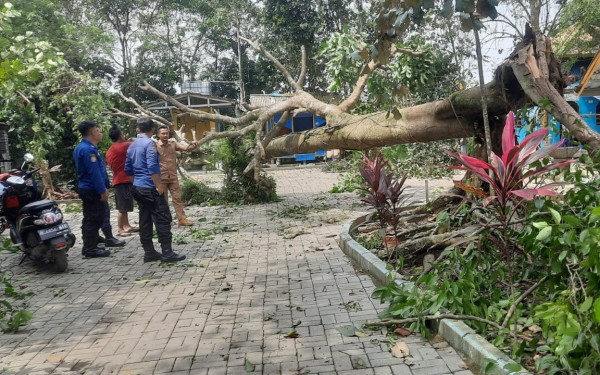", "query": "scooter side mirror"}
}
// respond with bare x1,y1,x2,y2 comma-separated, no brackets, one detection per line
21,153,35,171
